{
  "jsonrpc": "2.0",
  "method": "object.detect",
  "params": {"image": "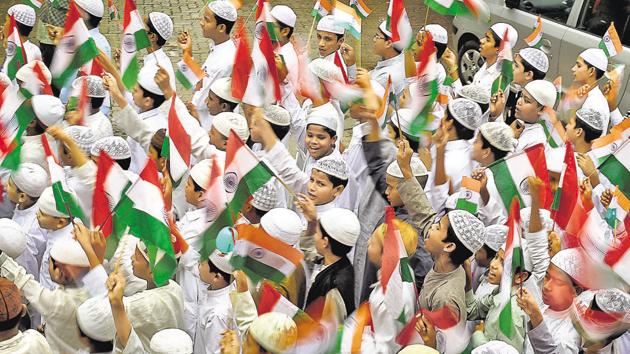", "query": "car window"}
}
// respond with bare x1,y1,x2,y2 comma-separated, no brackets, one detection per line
577,0,630,46
515,0,574,24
